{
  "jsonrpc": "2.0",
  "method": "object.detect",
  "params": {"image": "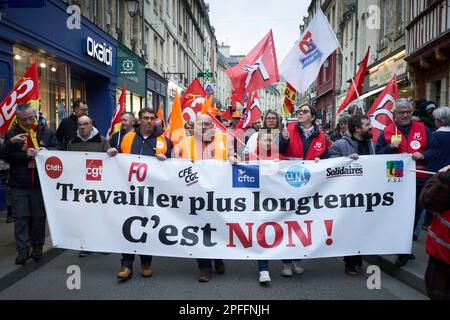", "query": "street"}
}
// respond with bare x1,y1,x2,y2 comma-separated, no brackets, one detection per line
0,249,428,300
